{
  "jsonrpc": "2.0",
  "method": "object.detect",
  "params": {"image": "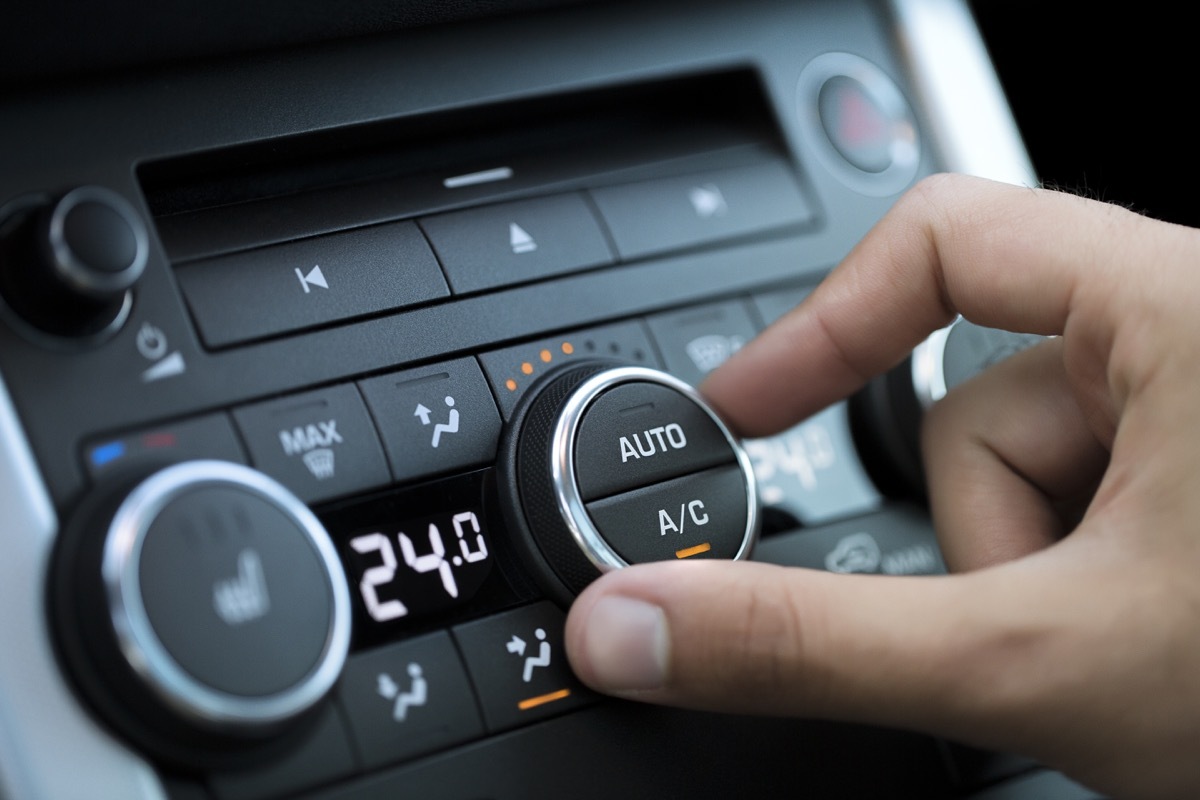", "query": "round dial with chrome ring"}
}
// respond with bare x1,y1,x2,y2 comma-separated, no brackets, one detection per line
51,460,352,767
499,364,759,602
